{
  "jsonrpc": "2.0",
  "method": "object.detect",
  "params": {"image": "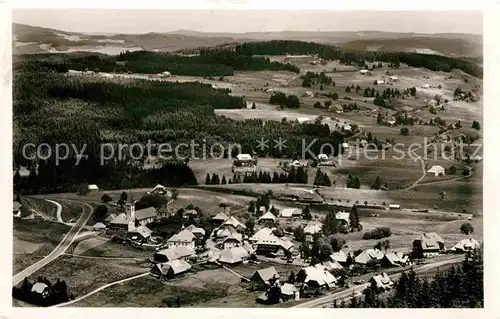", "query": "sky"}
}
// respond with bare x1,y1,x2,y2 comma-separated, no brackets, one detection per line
13,10,483,35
